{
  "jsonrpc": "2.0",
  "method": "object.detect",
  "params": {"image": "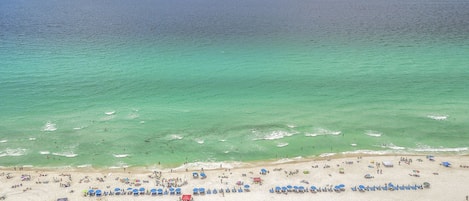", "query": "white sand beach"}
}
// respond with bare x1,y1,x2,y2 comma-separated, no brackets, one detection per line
1,154,468,201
